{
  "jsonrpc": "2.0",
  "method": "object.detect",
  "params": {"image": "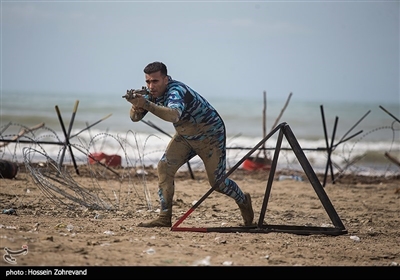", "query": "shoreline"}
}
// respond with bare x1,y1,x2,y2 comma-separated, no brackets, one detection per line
1,118,399,179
